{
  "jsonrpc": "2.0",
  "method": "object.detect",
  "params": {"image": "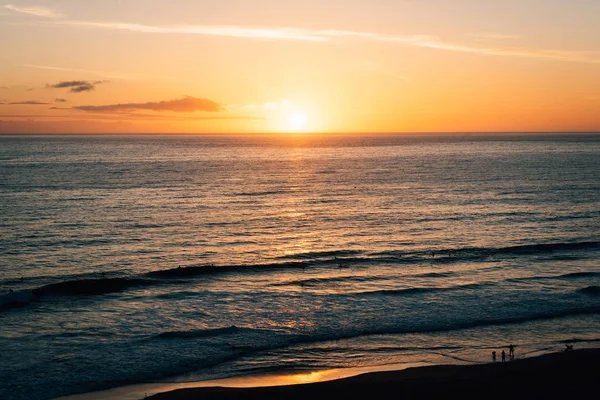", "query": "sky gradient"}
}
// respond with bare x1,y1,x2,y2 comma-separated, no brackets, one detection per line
1,0,600,134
